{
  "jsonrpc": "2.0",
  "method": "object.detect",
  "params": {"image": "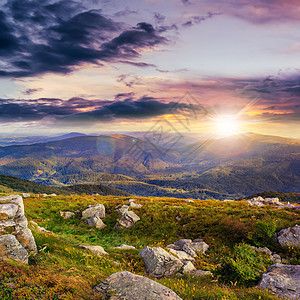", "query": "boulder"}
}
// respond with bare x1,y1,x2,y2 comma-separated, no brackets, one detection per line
79,245,108,256
0,234,28,263
114,211,140,229
194,270,213,277
139,246,183,278
173,239,209,258
60,211,75,219
182,261,196,274
258,263,300,300
277,225,300,248
129,202,143,209
0,195,36,254
94,271,182,300
84,216,106,229
116,244,136,250
270,254,281,263
168,249,195,261
81,204,105,220
22,193,31,198
116,205,129,215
